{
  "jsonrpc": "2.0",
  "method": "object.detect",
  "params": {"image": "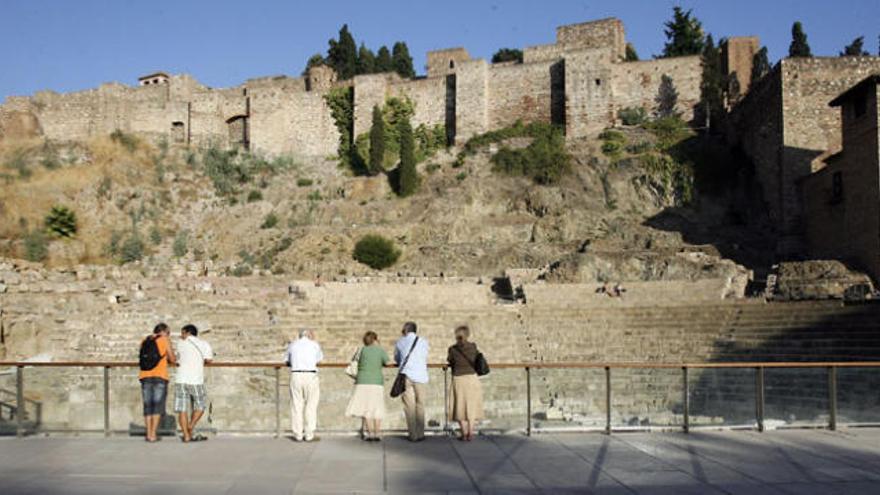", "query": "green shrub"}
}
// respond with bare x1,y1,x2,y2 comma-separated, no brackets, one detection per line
261,213,279,229
149,225,162,244
200,146,295,196
638,152,694,205
601,140,624,157
325,86,355,168
44,205,77,238
618,106,648,126
23,229,49,262
456,172,467,182
296,178,314,187
231,263,253,277
4,150,31,179
172,230,189,257
110,130,138,152
643,116,692,150
489,123,571,185
626,141,654,154
40,142,61,170
119,233,145,264
353,234,400,270
247,190,263,202
307,190,322,201
425,163,441,174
